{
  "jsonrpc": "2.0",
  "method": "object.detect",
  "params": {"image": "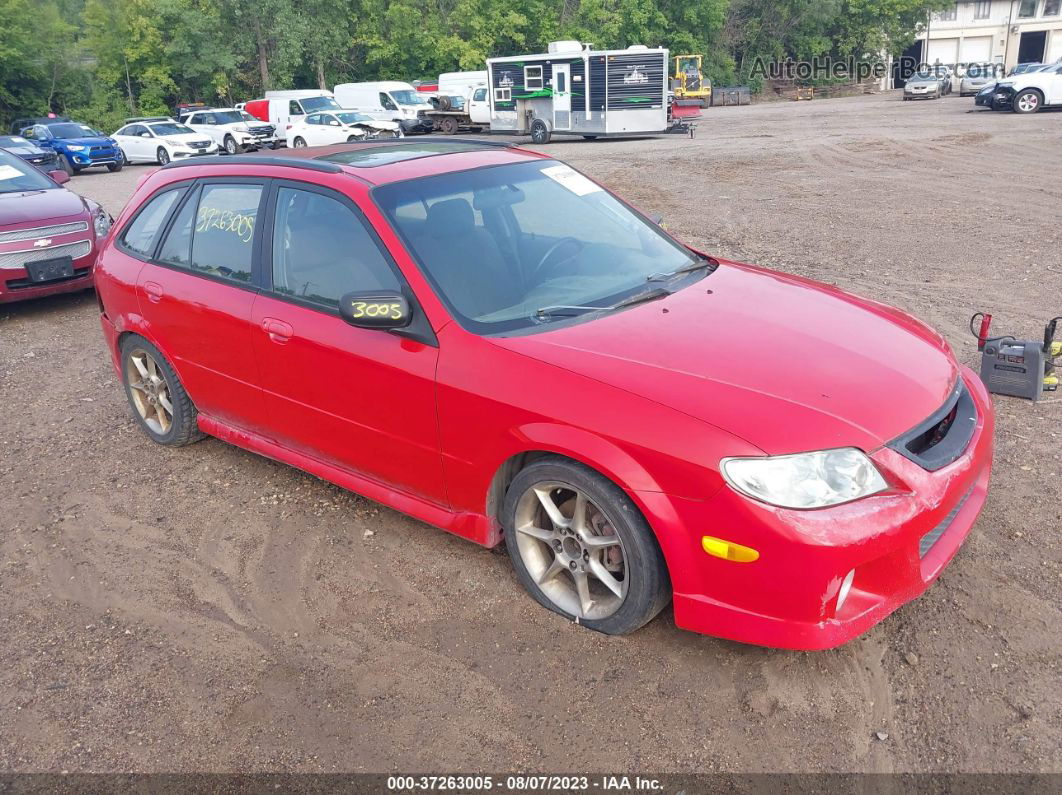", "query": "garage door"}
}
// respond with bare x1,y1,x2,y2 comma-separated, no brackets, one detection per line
927,37,960,66
960,36,992,64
